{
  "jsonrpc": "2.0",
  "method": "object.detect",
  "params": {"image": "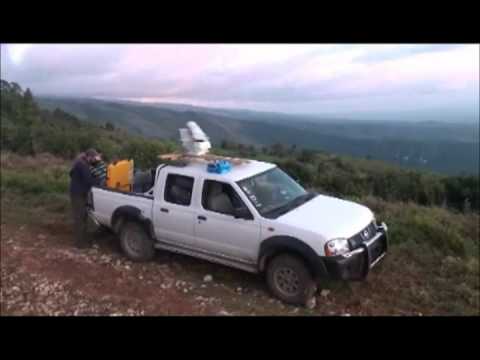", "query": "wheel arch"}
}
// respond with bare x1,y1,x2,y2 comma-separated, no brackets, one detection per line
111,205,155,239
258,235,328,278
